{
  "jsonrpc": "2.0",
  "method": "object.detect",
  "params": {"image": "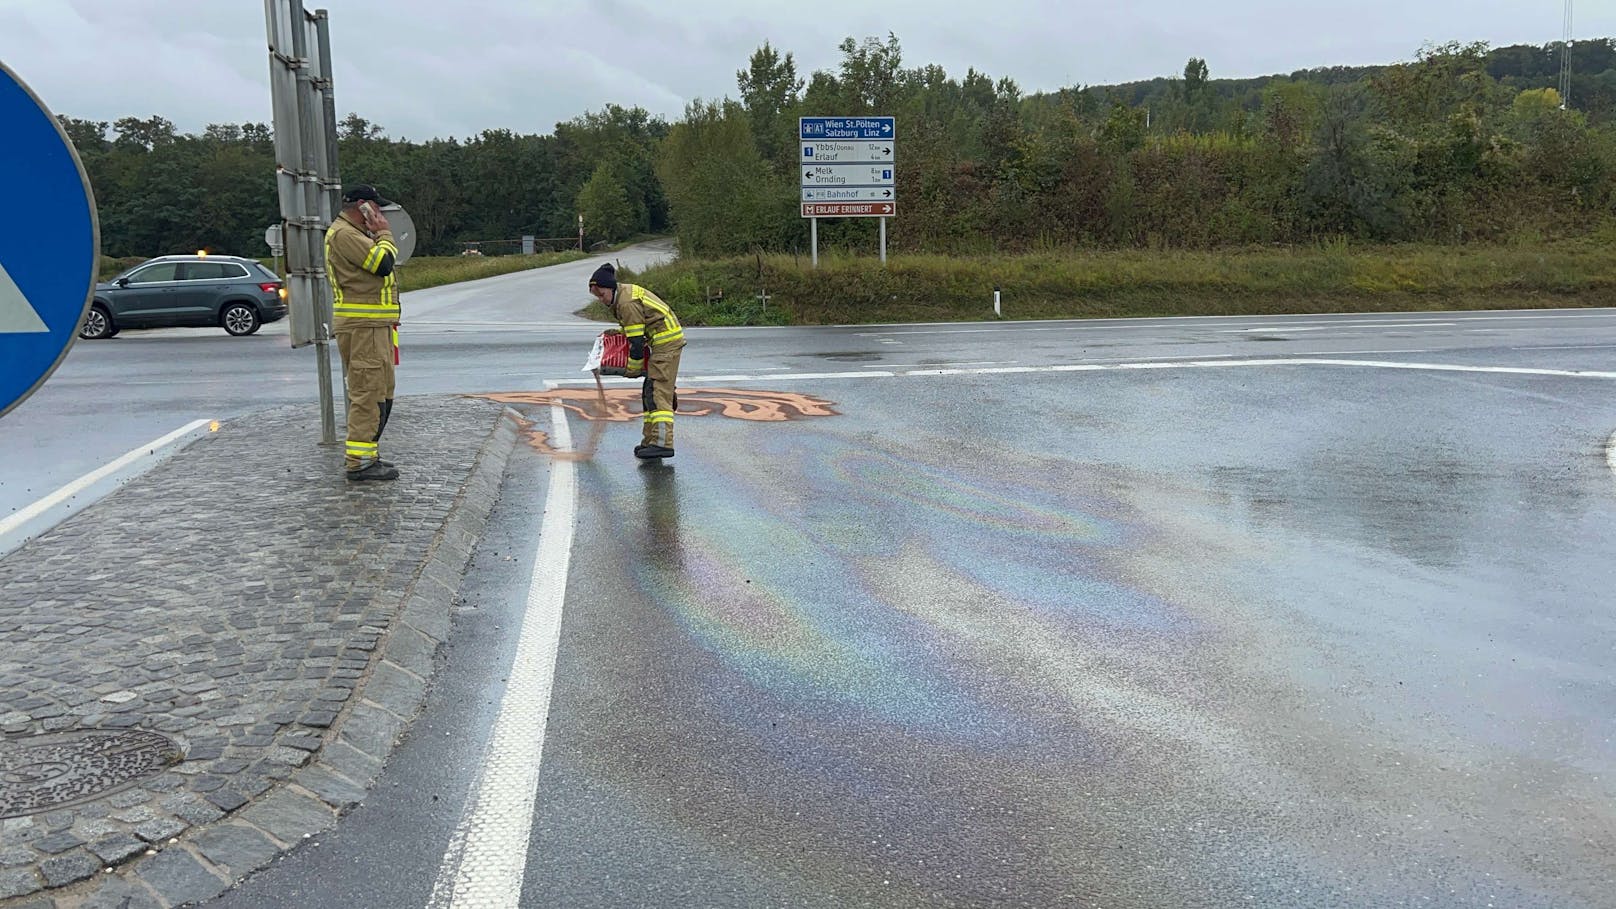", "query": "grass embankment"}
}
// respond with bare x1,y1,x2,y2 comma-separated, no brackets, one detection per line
96,250,590,287
596,240,1616,326
392,251,588,290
